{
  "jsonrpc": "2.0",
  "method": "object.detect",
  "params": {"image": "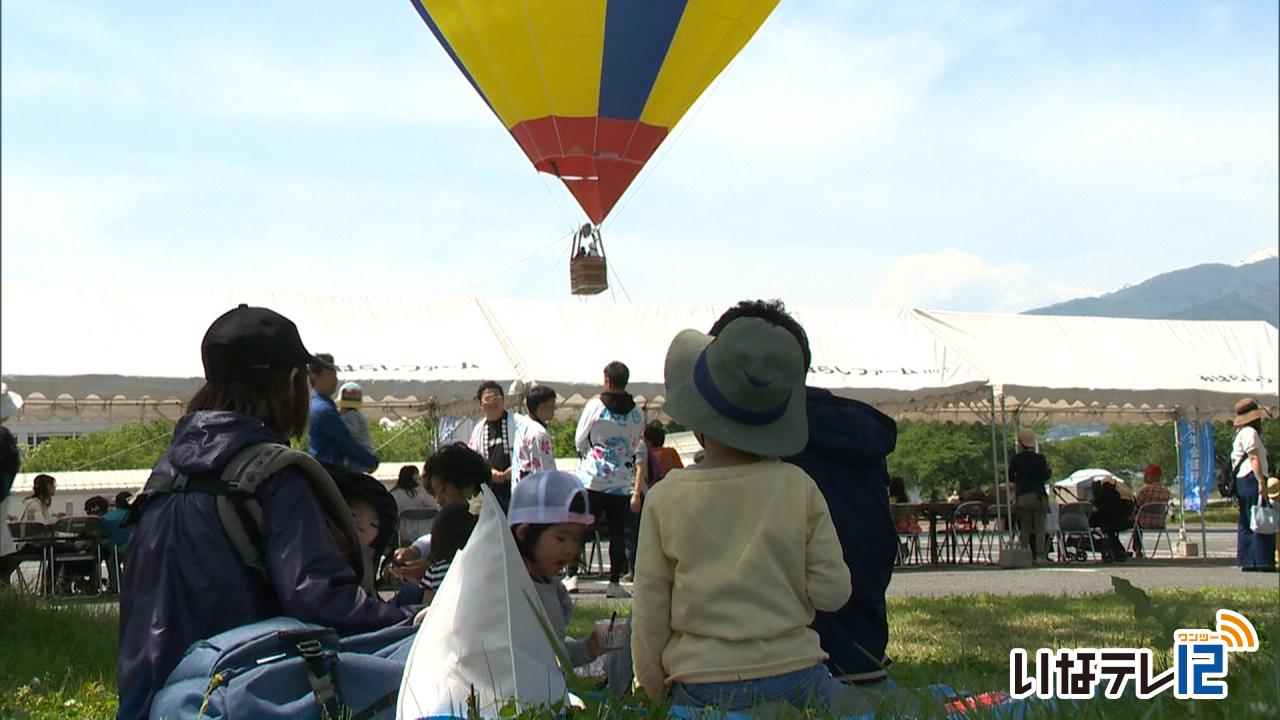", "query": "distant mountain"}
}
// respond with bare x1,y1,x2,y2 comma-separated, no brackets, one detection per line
1026,252,1279,326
